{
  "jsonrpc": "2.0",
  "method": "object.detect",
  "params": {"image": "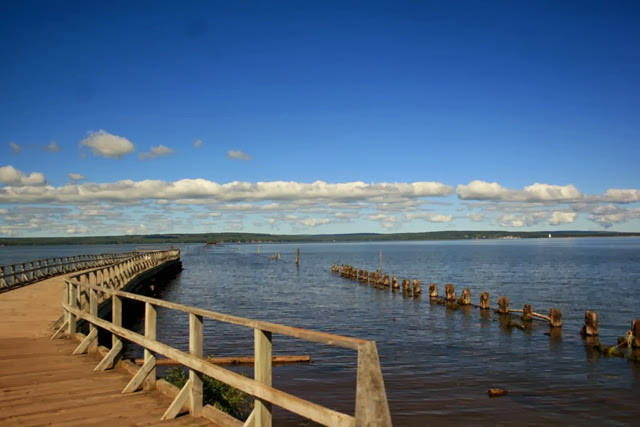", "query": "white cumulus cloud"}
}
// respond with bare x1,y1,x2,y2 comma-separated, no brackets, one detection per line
0,165,46,187
80,130,135,159
549,211,577,225
68,173,86,181
139,145,175,160
194,139,203,148
457,180,583,203
227,150,252,161
602,189,640,203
